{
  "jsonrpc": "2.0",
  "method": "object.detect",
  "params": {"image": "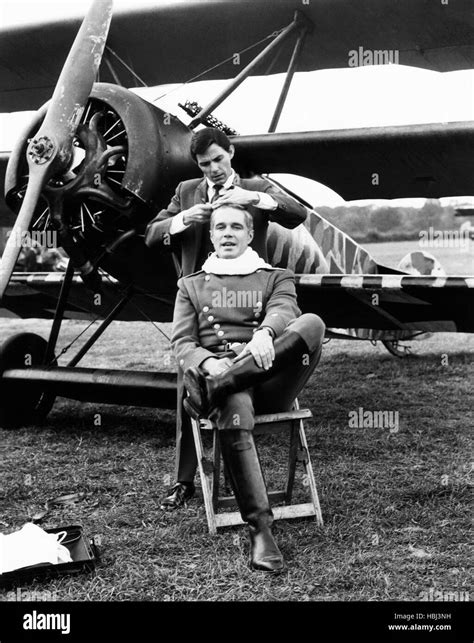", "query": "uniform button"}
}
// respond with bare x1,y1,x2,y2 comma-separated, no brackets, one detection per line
213,324,220,329
255,312,261,318
217,330,224,337
205,275,210,281
208,315,214,322
252,321,258,326
203,306,209,313
255,301,262,308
